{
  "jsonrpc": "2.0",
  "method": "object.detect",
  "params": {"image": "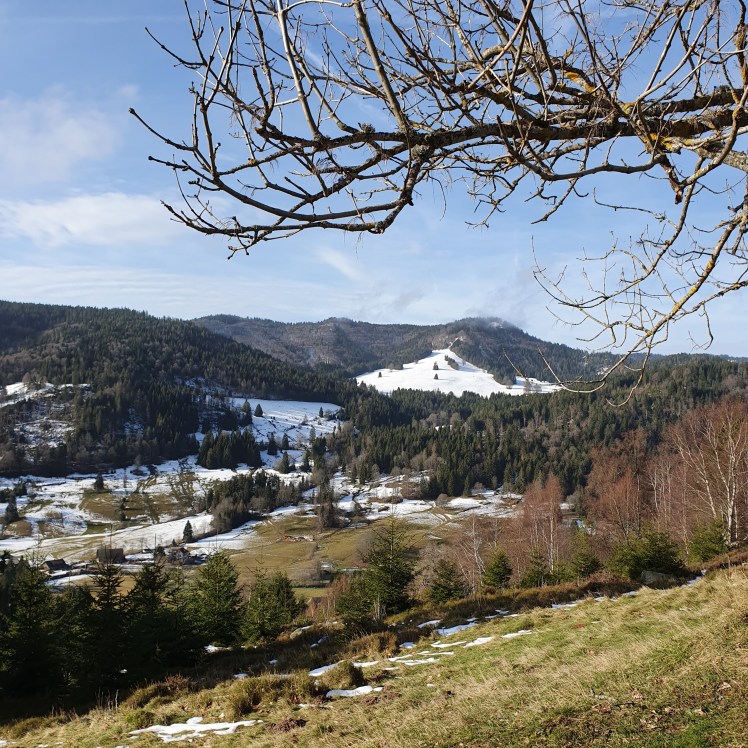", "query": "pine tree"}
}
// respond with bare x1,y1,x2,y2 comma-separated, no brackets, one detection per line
182,520,195,543
191,551,243,646
569,532,602,580
276,452,291,474
0,562,61,695
243,570,302,642
362,519,416,614
4,496,19,524
89,561,128,691
254,403,264,418
427,557,467,603
267,433,278,456
520,547,550,588
482,549,513,589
